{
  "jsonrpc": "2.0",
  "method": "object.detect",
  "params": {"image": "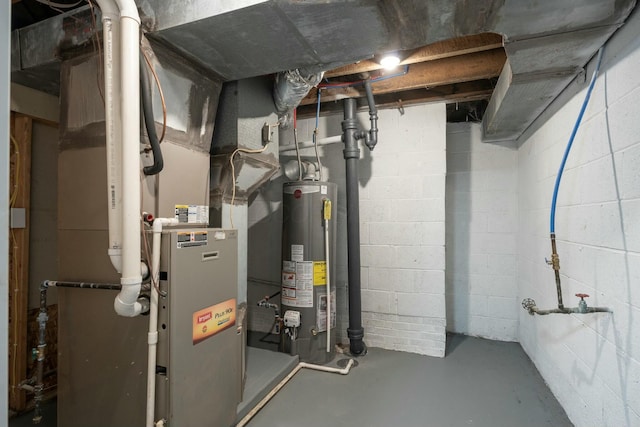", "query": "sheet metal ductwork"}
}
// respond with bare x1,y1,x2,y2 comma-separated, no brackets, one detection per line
11,0,637,141
273,68,324,124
